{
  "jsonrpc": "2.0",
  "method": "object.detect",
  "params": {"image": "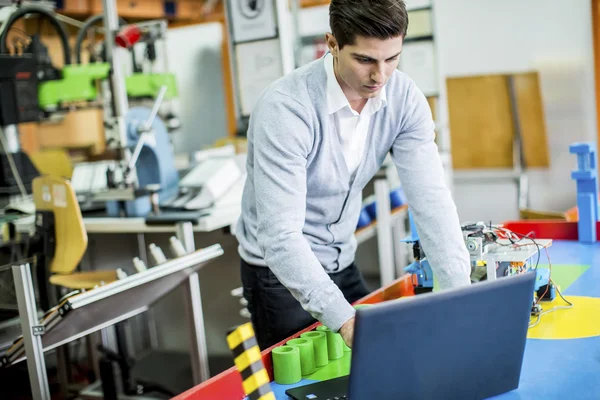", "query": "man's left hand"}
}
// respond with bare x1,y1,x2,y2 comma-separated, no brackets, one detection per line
339,317,355,348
